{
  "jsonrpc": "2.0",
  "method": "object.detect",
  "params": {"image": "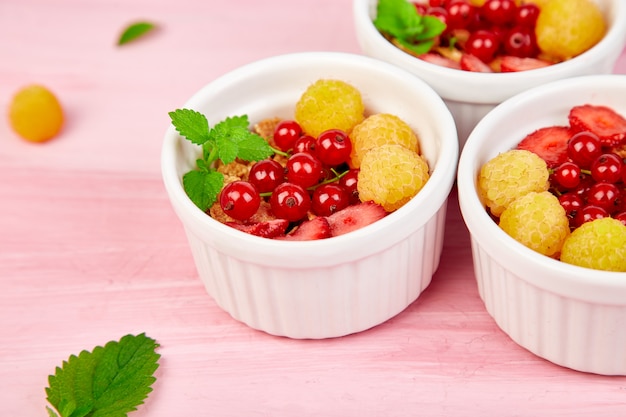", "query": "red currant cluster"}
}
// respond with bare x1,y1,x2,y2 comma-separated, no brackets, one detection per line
550,131,626,229
415,0,541,63
219,120,360,223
